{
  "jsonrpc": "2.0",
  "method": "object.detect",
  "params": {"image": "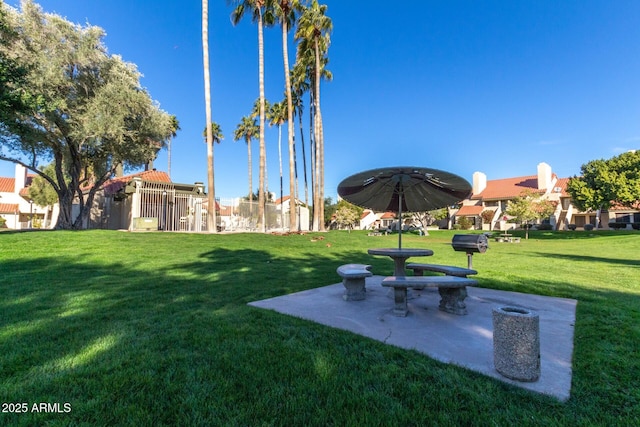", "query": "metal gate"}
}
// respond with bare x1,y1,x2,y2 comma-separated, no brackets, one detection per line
133,181,207,231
